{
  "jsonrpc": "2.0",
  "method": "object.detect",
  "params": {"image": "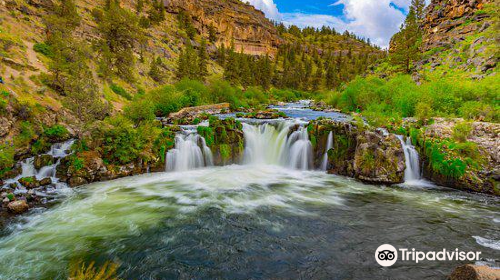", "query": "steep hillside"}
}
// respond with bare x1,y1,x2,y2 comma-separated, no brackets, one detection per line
419,0,498,78
164,0,281,56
